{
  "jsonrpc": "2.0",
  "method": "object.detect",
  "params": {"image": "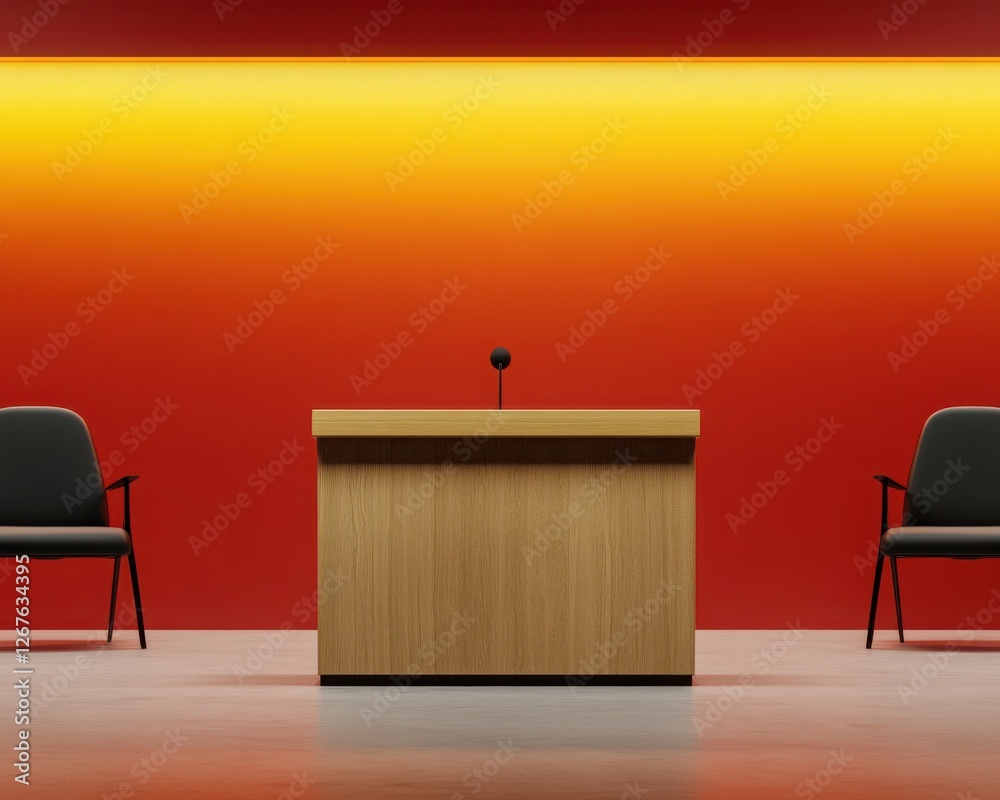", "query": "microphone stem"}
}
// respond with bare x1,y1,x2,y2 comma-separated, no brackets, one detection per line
498,366,503,410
